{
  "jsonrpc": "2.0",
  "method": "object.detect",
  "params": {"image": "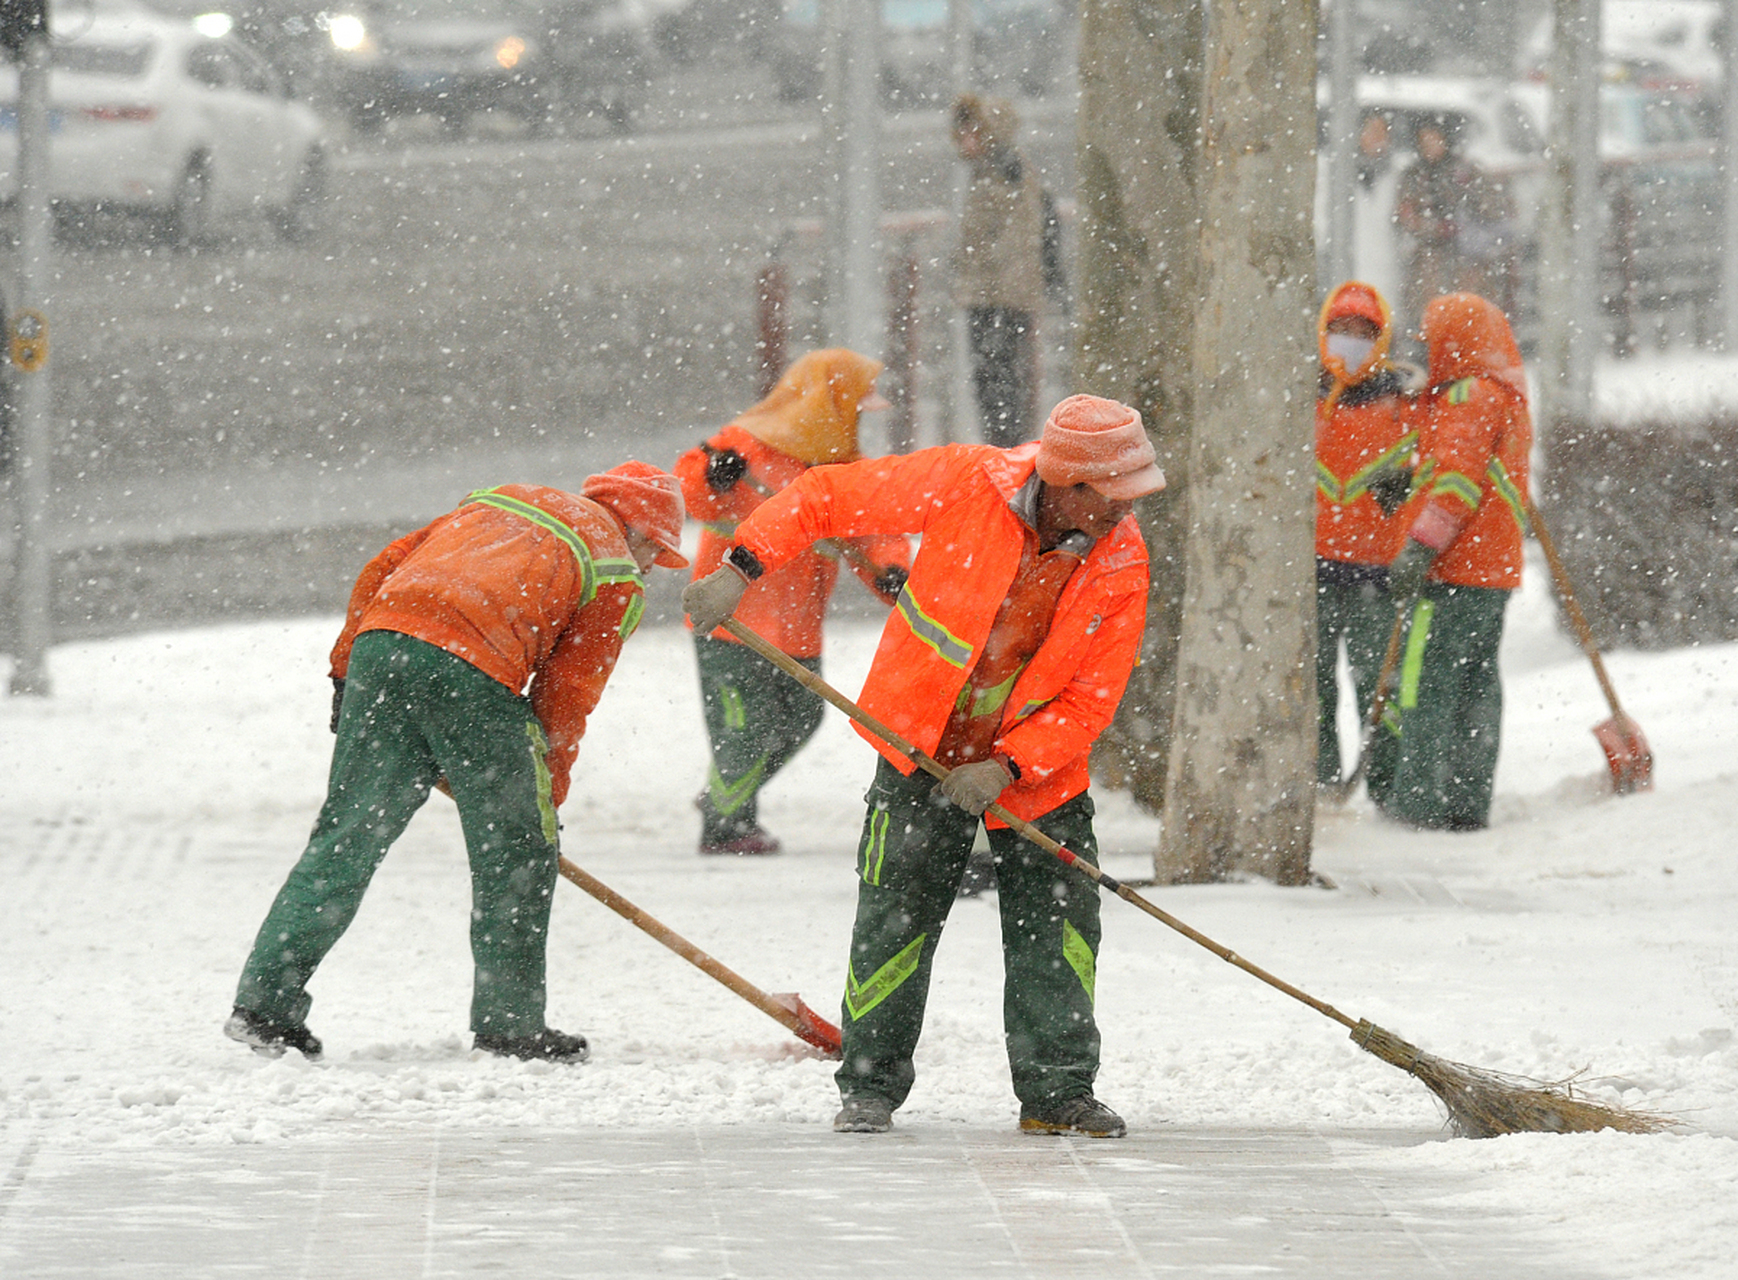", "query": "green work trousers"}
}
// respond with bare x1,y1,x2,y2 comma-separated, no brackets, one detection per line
1316,570,1398,785
694,635,823,842
836,757,1104,1111
1374,584,1510,830
236,630,562,1036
